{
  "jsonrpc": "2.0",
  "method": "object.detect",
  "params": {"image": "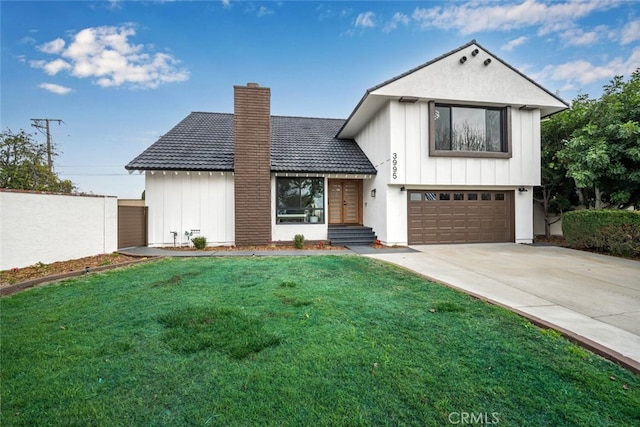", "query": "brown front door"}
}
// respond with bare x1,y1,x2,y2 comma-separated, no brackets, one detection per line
328,180,362,224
